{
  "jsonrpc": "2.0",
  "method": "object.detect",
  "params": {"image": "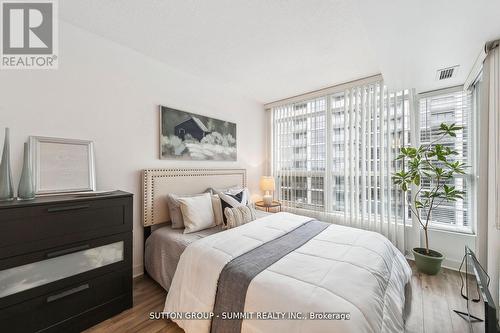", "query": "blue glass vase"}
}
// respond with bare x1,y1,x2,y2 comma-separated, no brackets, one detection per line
0,128,14,201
